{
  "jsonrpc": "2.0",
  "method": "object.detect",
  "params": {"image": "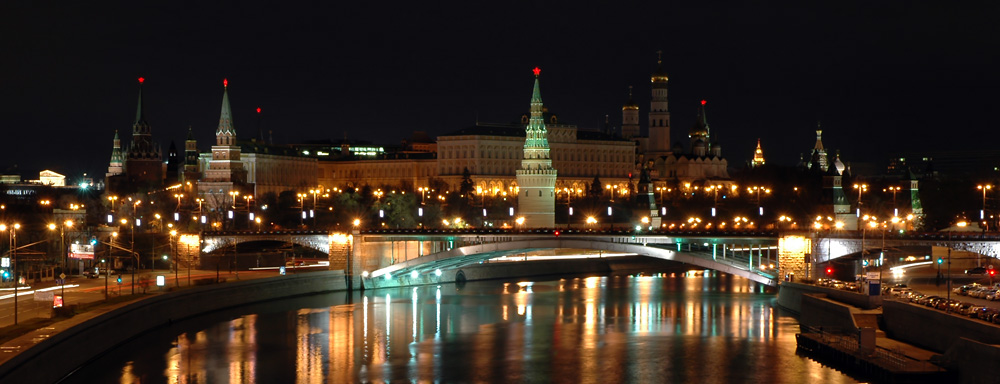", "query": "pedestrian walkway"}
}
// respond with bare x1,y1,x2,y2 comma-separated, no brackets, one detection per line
0,267,292,367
